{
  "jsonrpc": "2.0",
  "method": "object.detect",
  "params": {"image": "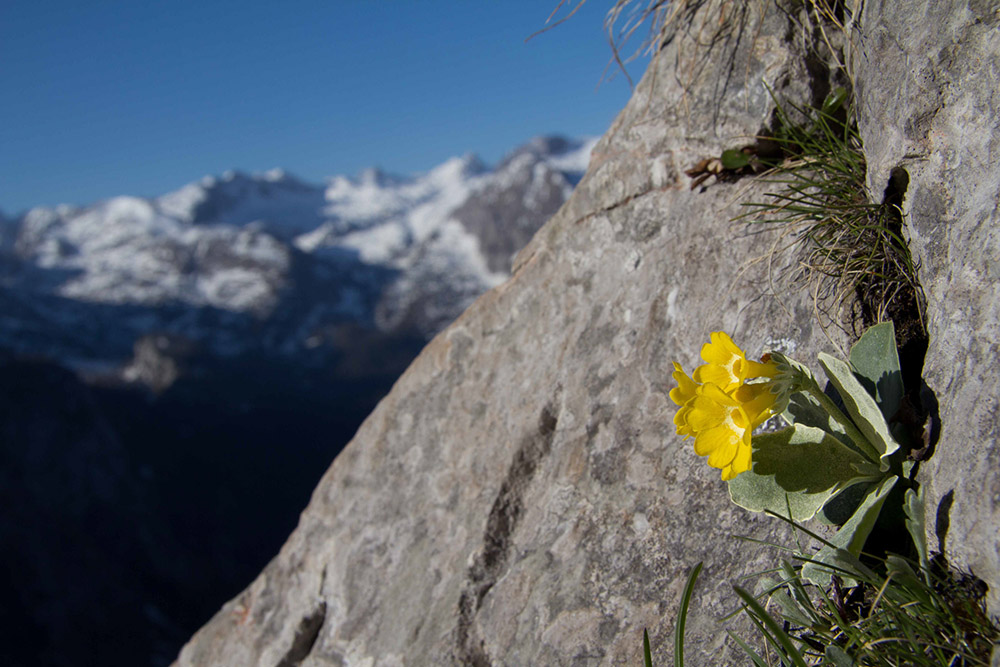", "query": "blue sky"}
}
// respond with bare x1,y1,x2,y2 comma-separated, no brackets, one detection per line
0,1,651,214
